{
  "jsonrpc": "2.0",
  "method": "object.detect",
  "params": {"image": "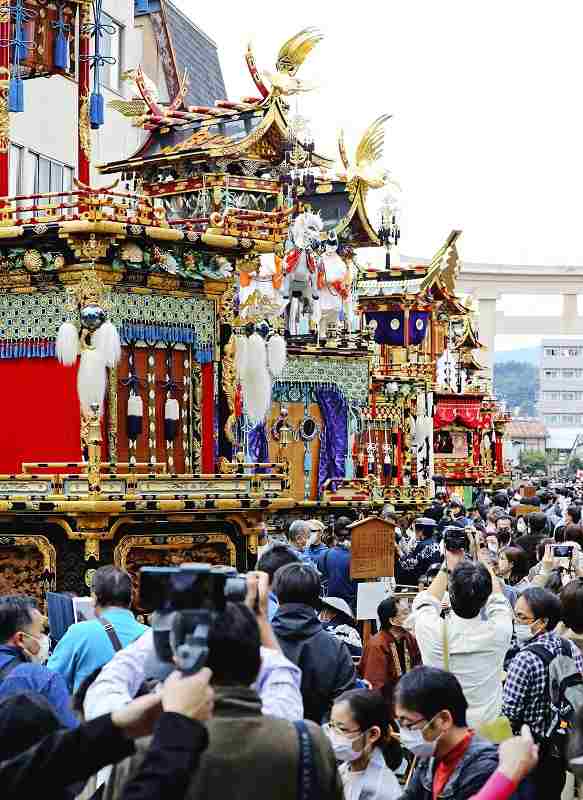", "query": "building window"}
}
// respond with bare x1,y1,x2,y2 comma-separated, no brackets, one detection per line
29,153,74,215
99,13,122,92
563,392,575,401
563,369,575,379
544,369,560,379
545,347,559,357
543,391,560,401
9,144,23,197
544,415,559,424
